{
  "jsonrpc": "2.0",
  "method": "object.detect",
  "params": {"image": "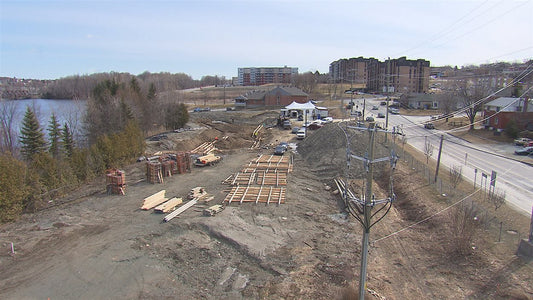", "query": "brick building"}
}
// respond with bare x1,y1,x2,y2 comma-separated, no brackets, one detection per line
234,86,308,109
329,56,430,94
238,67,298,86
483,97,533,131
